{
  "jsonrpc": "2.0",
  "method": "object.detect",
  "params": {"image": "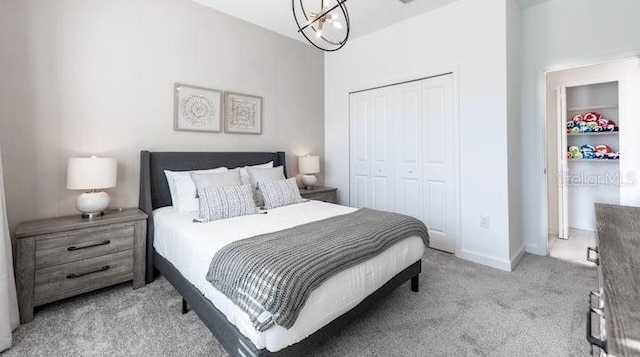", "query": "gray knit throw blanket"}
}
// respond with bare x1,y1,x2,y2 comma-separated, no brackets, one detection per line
206,208,429,331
